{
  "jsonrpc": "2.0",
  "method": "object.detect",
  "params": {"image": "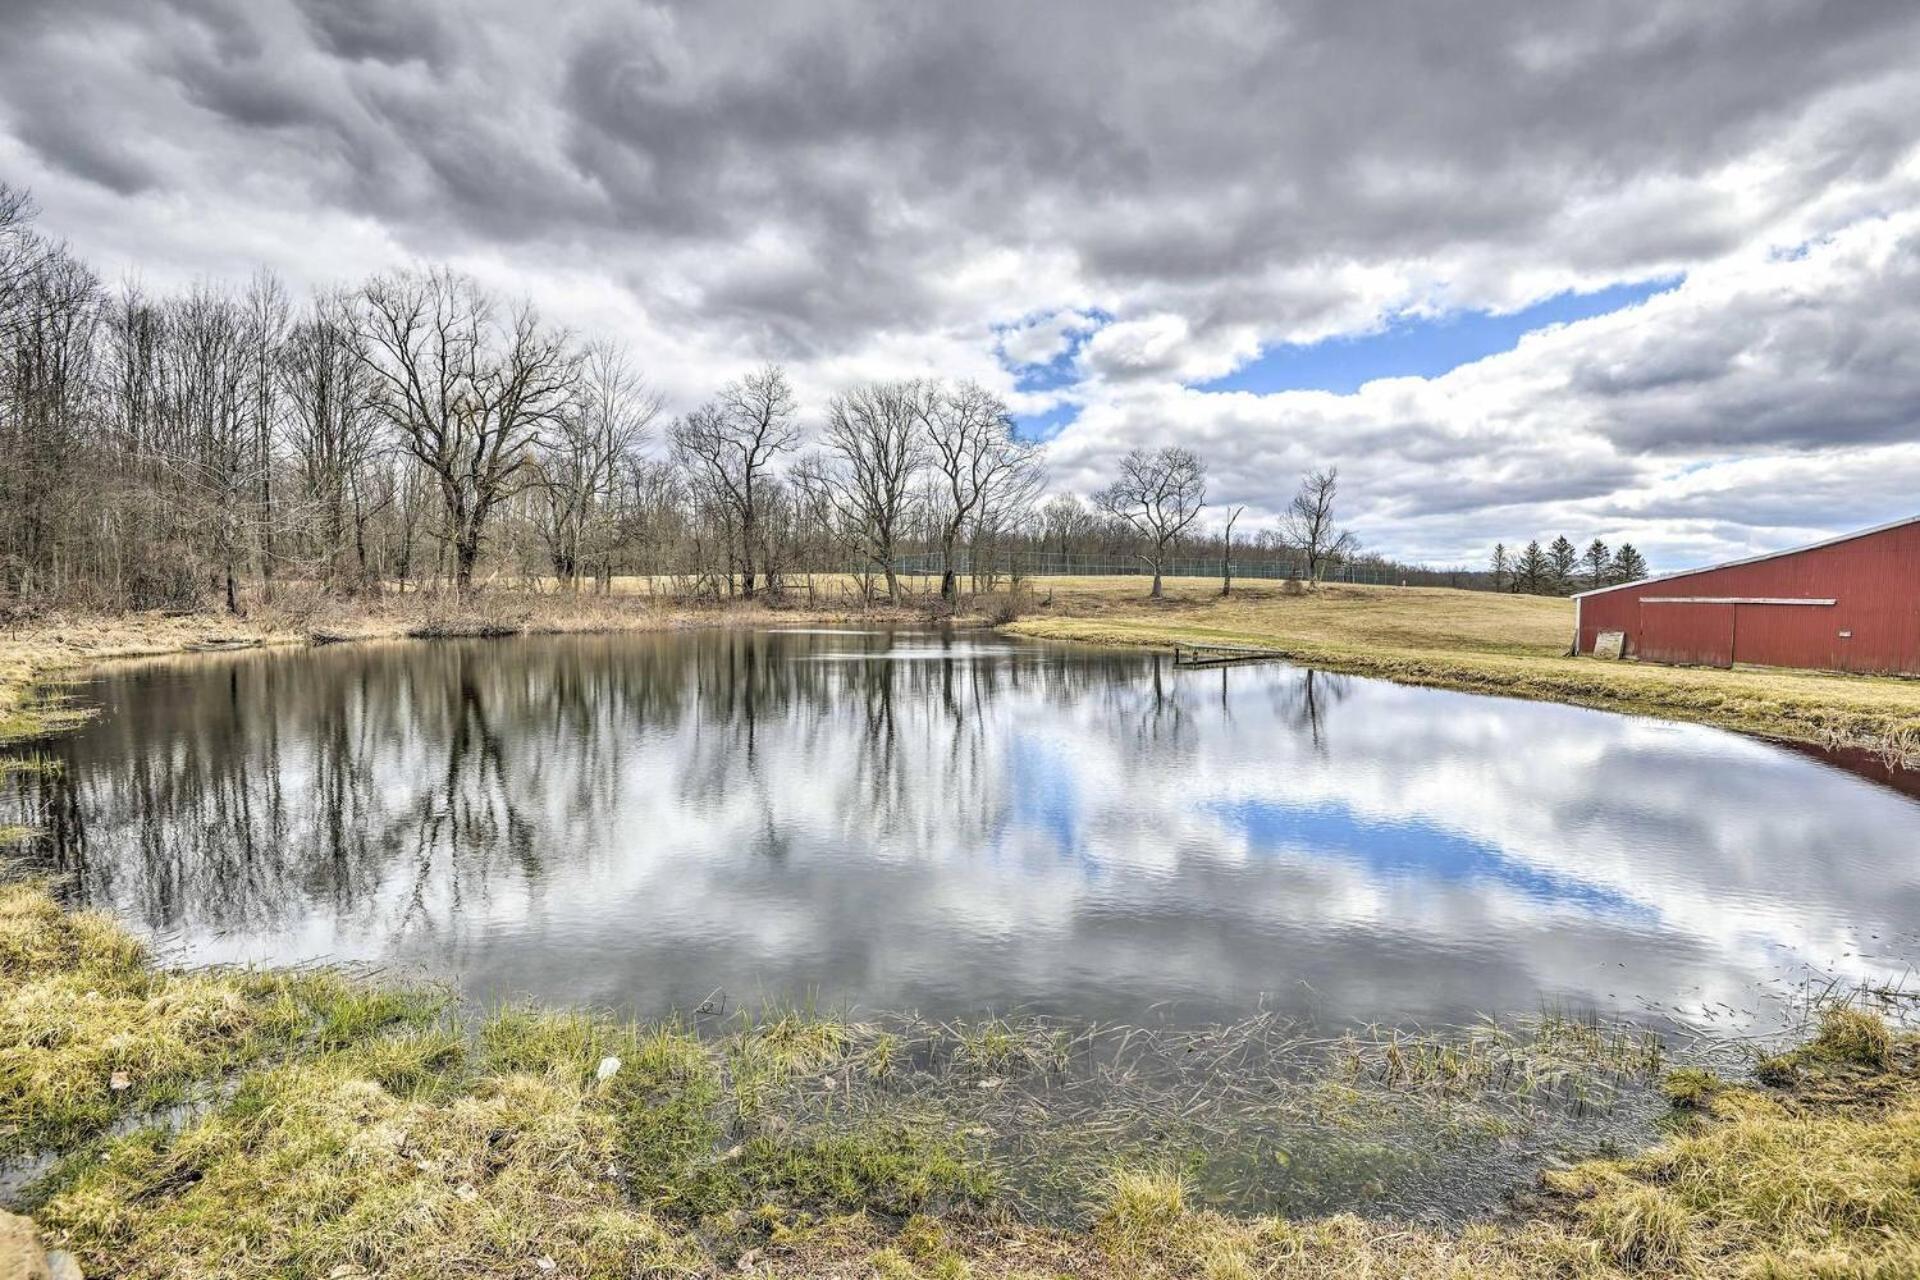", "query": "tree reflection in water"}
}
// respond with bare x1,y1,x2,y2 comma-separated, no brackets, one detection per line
6,629,1919,1031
